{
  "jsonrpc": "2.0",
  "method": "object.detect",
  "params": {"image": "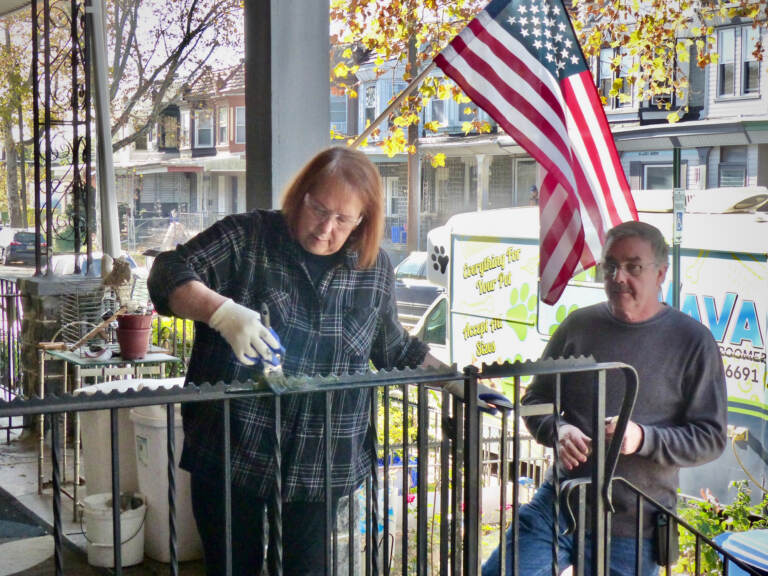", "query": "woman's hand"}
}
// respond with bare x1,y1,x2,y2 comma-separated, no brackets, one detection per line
208,299,284,366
